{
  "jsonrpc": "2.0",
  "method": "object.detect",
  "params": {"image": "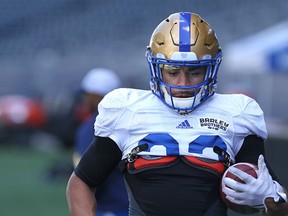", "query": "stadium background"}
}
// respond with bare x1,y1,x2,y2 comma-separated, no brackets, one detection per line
0,0,288,215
